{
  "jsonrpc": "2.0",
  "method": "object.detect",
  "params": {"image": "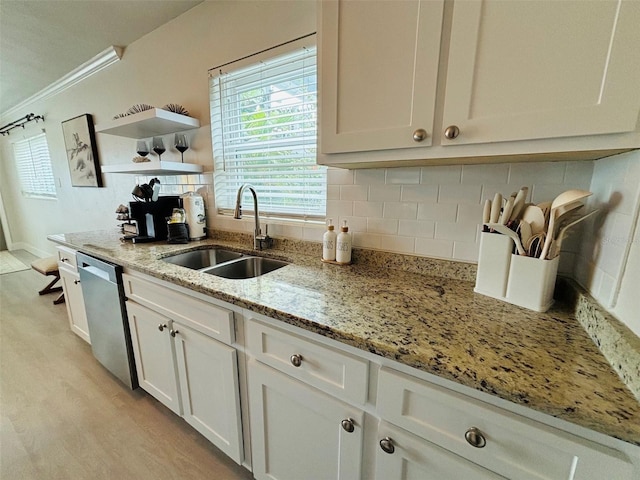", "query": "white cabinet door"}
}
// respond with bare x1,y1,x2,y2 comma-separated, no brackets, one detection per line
248,360,364,480
173,321,244,464
320,0,445,153
442,0,640,145
126,302,181,414
59,267,90,343
376,422,505,480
